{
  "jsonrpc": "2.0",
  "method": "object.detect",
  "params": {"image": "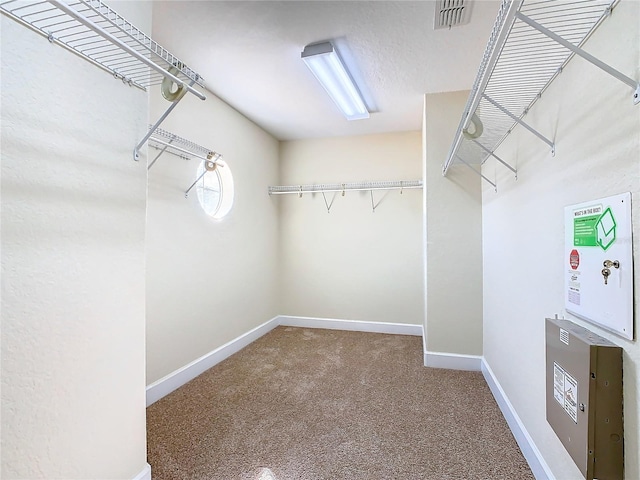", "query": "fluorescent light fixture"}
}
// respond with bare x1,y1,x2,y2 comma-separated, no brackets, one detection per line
301,42,370,121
